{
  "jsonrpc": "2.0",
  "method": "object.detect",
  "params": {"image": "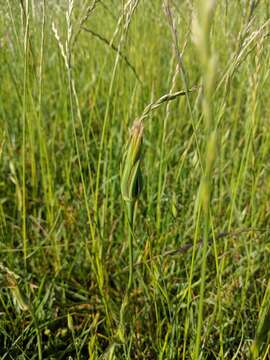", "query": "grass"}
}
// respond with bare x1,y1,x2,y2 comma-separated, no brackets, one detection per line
0,0,270,358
